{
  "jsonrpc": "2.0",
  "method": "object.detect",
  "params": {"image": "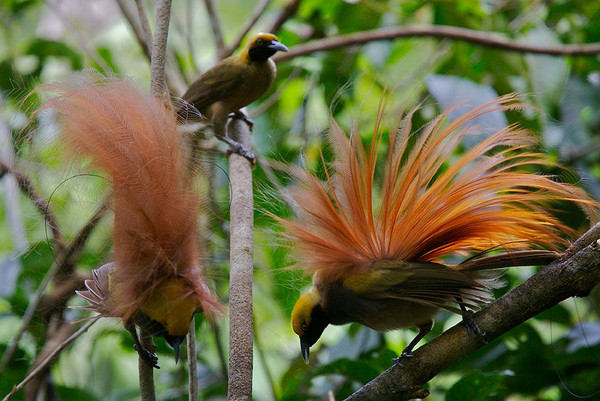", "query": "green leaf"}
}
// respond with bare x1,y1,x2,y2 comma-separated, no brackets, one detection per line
447,371,510,401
